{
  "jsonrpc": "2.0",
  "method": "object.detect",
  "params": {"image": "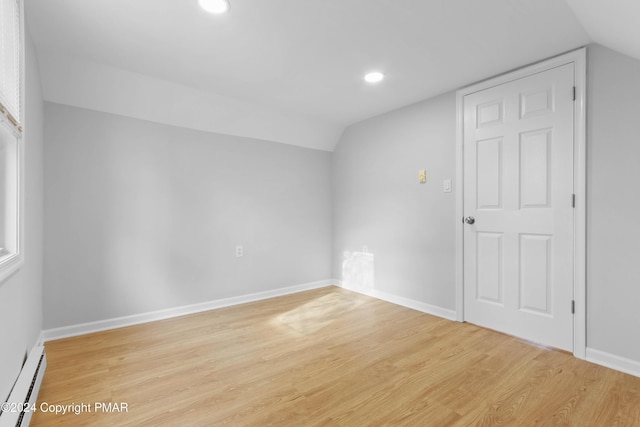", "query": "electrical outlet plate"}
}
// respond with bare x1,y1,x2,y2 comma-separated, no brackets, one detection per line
419,170,427,184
